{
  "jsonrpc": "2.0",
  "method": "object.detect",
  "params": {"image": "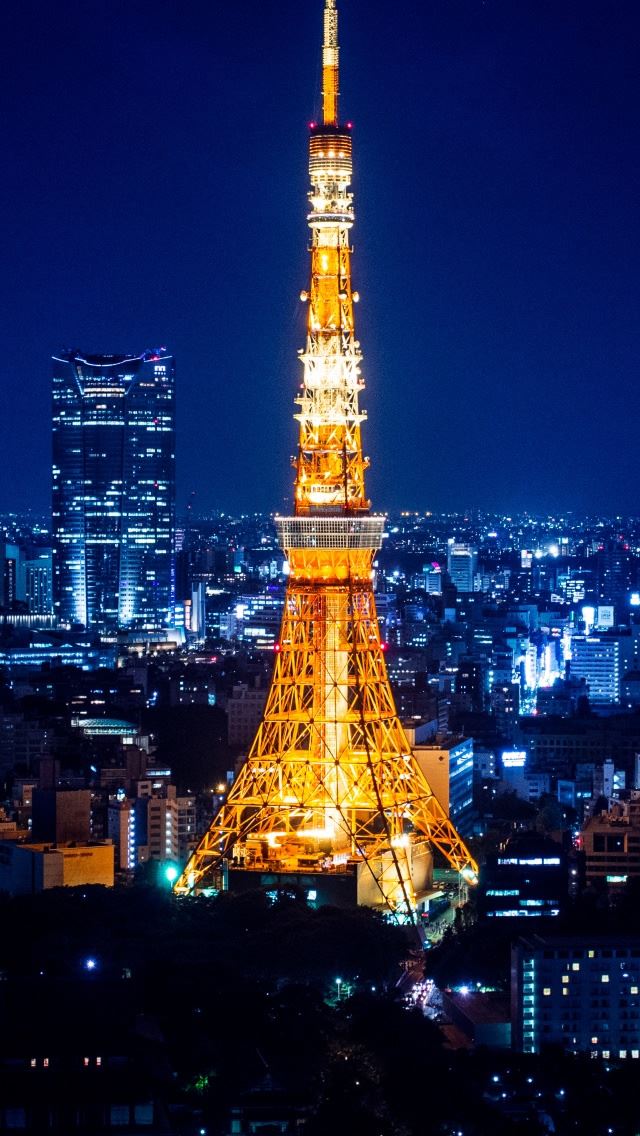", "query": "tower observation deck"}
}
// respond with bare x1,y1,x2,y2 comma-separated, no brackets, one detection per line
175,0,478,920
